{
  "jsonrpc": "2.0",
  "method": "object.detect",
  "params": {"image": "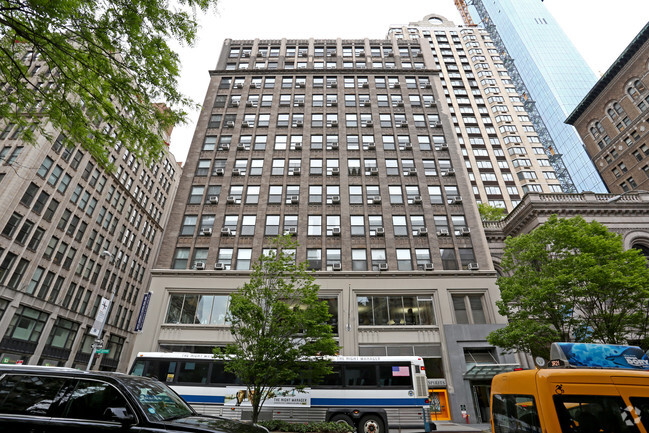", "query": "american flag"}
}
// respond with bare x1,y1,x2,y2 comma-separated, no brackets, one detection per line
392,366,410,377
